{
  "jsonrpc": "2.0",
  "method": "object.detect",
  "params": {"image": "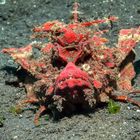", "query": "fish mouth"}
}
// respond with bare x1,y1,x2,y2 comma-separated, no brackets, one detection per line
55,62,92,90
